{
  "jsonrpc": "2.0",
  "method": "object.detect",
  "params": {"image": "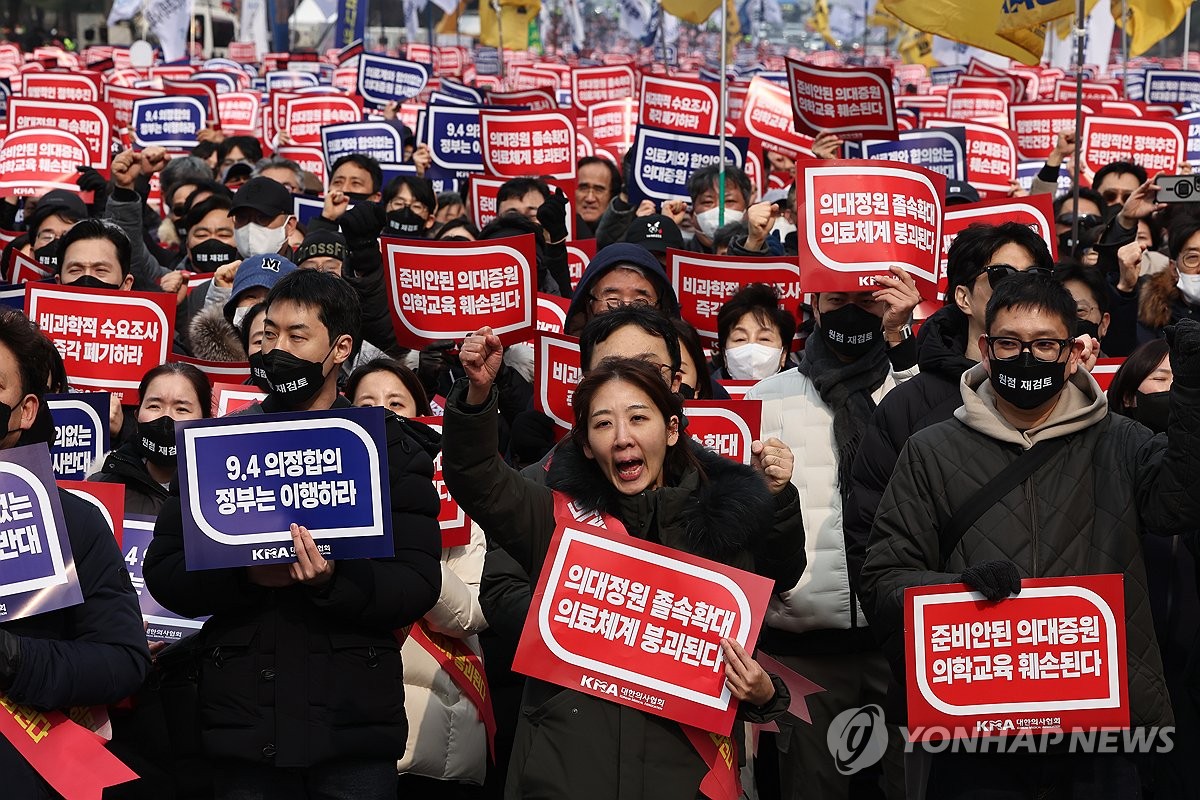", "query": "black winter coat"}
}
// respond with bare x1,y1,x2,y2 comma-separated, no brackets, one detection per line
142,396,443,768
1,489,151,798
90,443,171,518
